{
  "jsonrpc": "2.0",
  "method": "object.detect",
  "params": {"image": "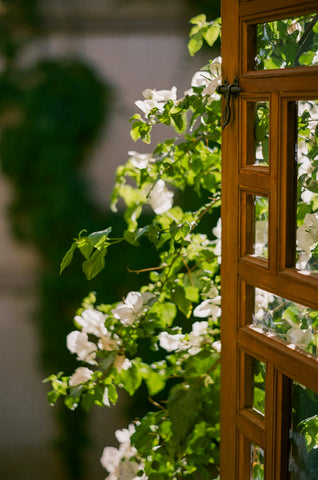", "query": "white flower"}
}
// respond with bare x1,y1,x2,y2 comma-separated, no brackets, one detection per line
254,288,275,320
186,57,222,100
254,220,268,257
188,321,209,354
101,446,122,474
193,296,221,319
212,340,221,353
74,308,107,337
66,330,96,364
147,180,174,214
158,331,186,352
212,218,221,263
287,327,312,349
69,367,93,386
128,151,153,170
115,424,136,448
112,291,148,325
103,387,110,406
100,423,147,480
113,355,132,372
98,334,119,351
297,213,318,269
135,87,177,117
